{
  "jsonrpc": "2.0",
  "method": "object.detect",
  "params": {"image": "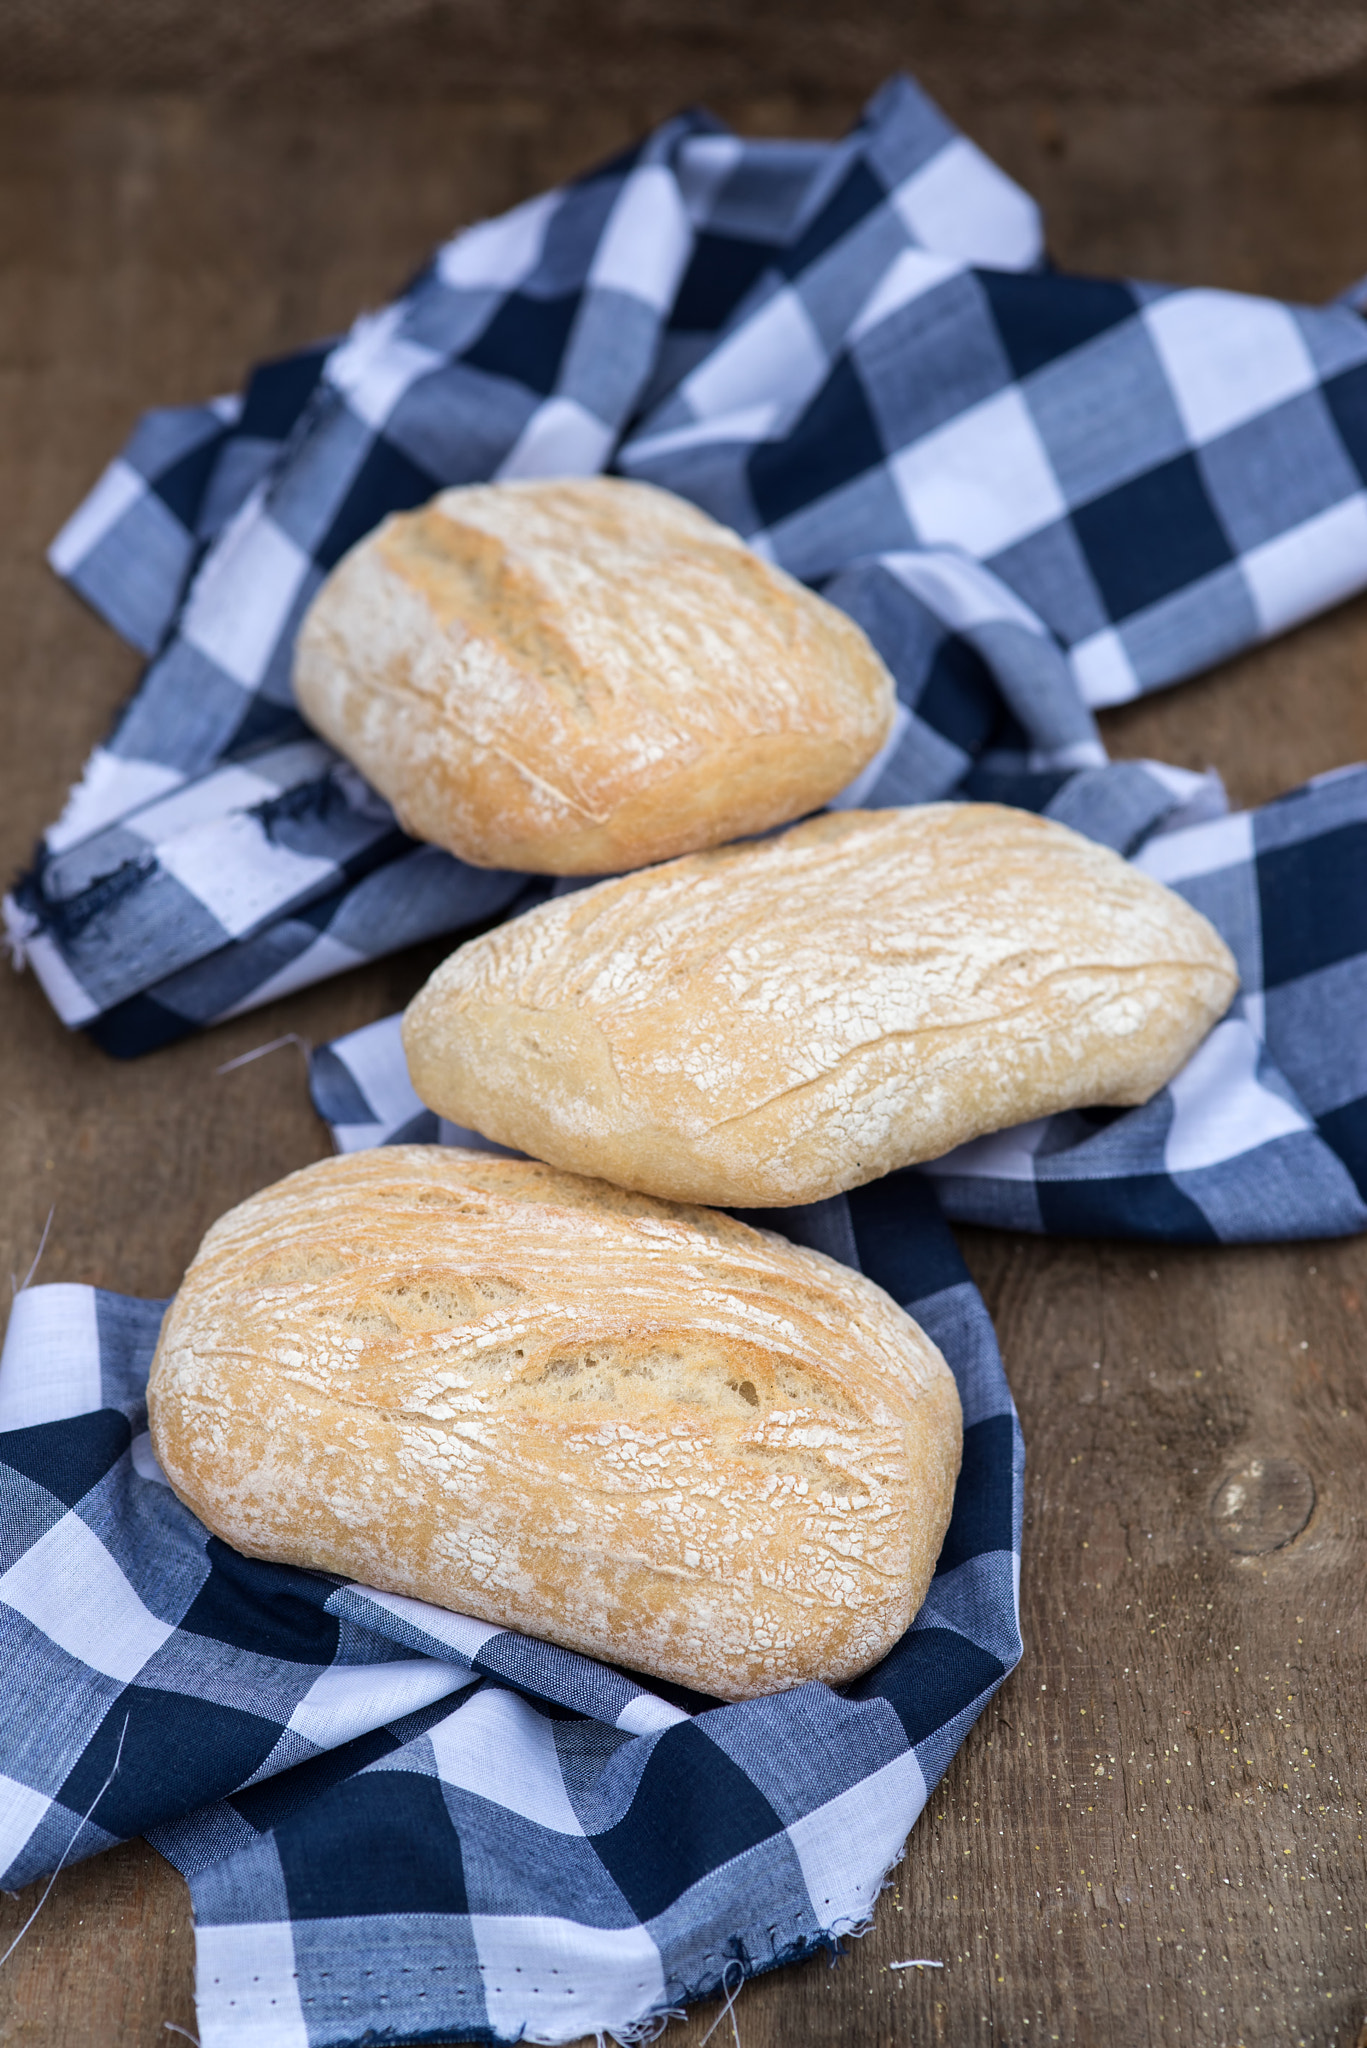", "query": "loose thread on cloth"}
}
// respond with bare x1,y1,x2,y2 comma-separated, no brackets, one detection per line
10,1205,54,1297
1,897,31,972
890,1958,945,1969
162,2025,200,2045
214,1032,311,1075
0,1714,129,1972
610,2000,687,2046
696,1960,745,2048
